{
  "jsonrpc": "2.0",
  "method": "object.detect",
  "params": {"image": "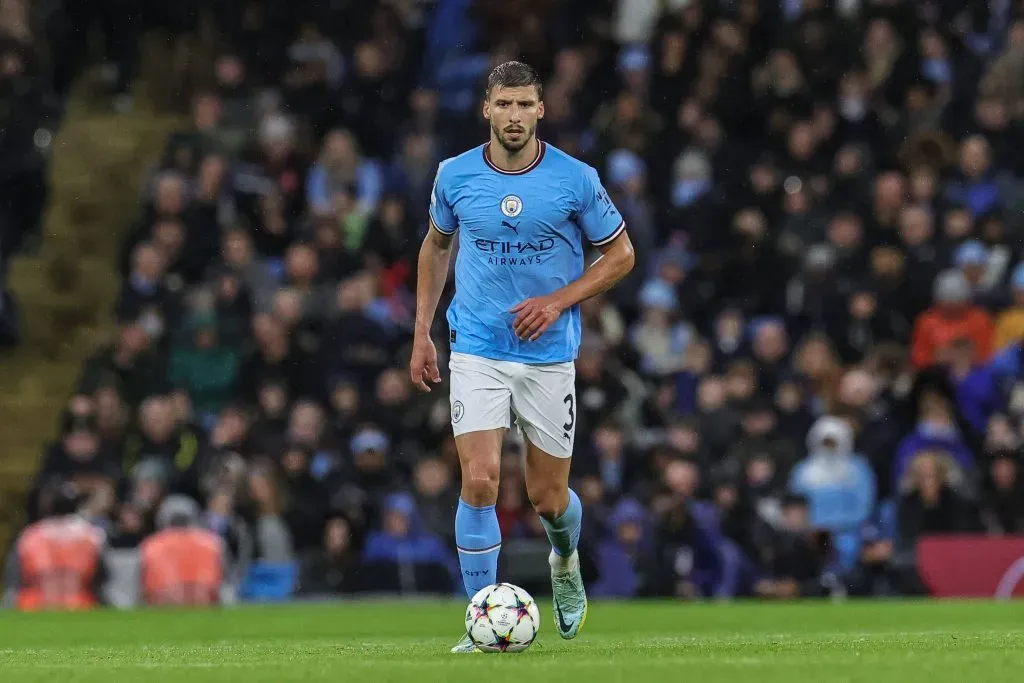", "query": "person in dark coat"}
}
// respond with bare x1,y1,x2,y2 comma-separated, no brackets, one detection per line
591,498,656,598
361,493,459,593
